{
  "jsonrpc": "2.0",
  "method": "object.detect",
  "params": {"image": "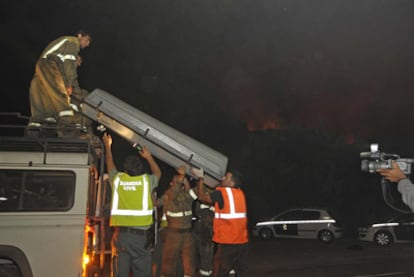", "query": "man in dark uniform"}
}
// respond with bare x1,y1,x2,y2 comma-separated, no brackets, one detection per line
193,185,215,277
